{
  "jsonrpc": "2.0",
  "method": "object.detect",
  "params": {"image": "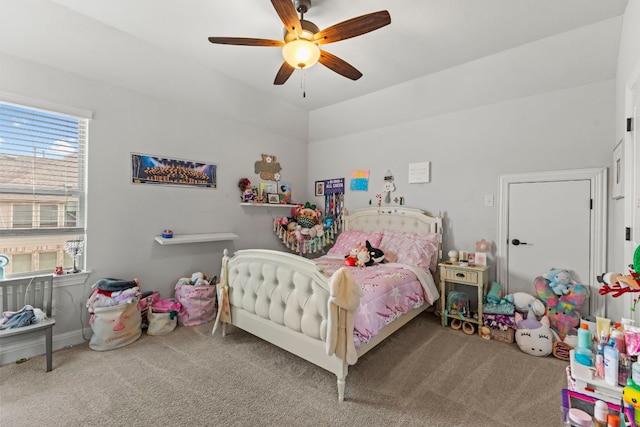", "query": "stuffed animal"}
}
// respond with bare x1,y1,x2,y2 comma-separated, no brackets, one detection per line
356,249,370,267
308,224,324,238
364,240,385,266
486,282,503,304
505,292,546,316
544,268,576,296
345,246,360,267
534,274,589,339
514,309,554,357
294,202,321,229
